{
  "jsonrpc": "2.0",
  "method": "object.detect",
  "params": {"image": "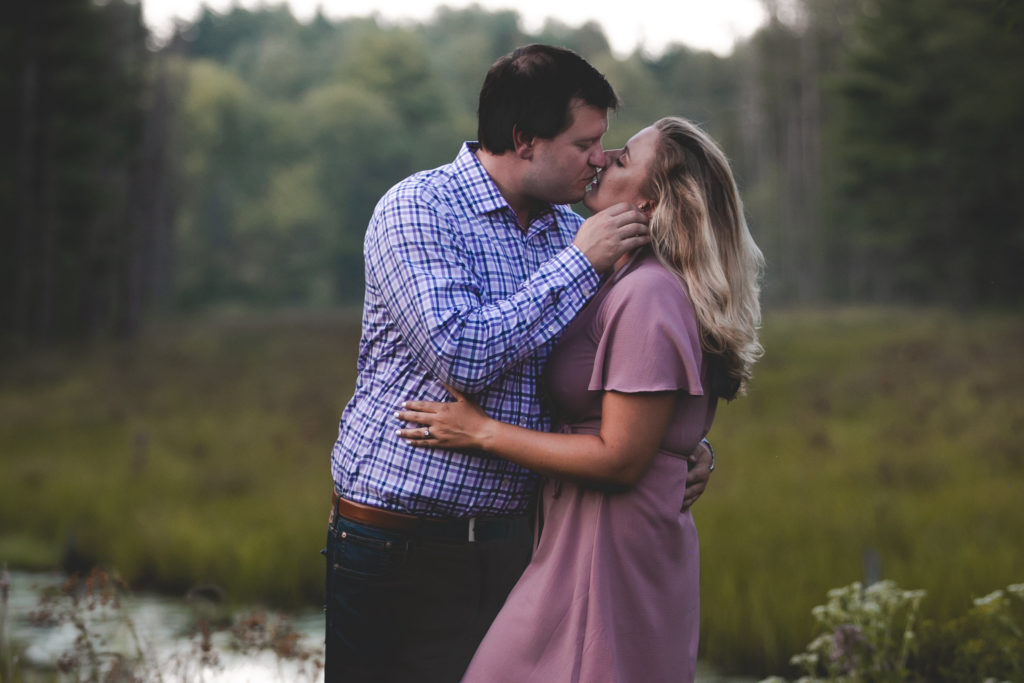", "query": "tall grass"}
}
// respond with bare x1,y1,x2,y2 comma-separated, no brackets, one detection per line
696,308,1024,674
0,311,362,607
1,307,1021,676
